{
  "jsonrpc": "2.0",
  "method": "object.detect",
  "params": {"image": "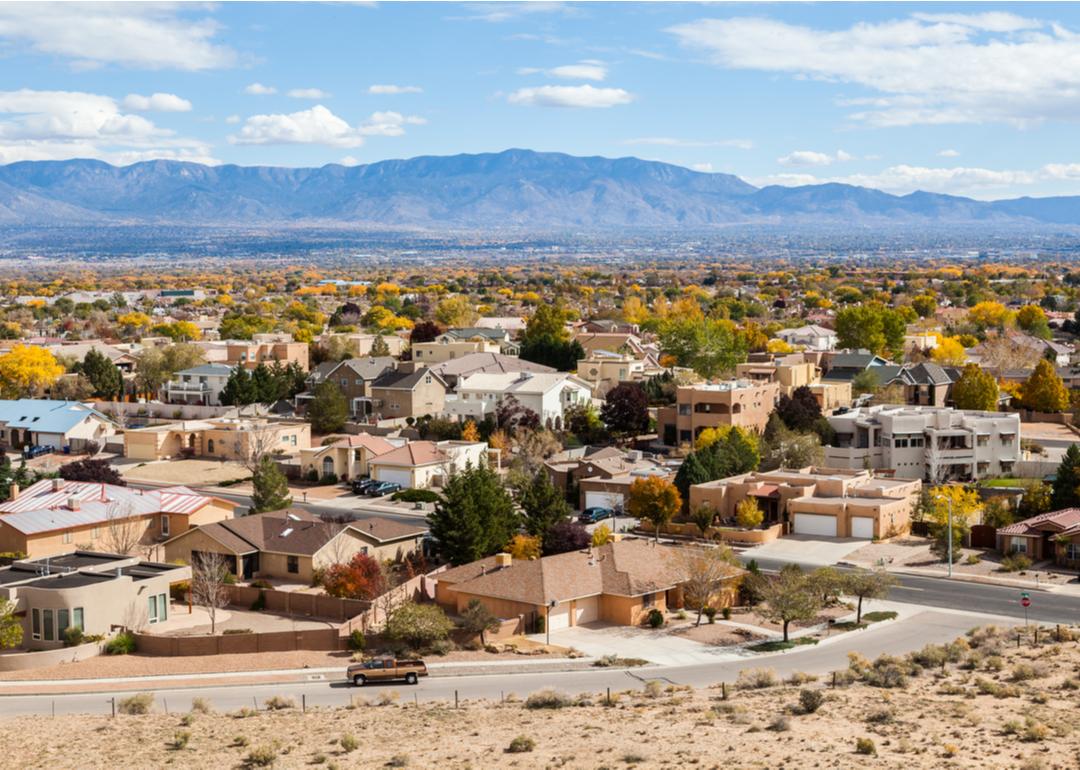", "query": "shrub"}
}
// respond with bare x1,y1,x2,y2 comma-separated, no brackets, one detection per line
223,628,253,635
377,690,399,706
1023,719,1050,742
866,706,895,724
646,608,664,628
428,638,454,656
1001,553,1032,572
105,631,136,655
1010,663,1046,682
391,488,441,504
787,671,817,685
768,714,791,732
861,611,898,622
506,735,536,754
942,743,959,757
798,688,824,714
721,606,732,620
703,607,717,623
855,737,876,756
244,744,278,767
179,713,195,727
735,668,779,690
525,689,571,709
340,734,358,753
190,697,211,714
263,695,295,710
385,754,409,767
385,602,454,649
118,693,154,715
348,629,366,652
168,580,186,601
62,625,84,647
911,644,948,668
975,677,1020,698
250,592,266,611
170,730,191,750
643,680,663,698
